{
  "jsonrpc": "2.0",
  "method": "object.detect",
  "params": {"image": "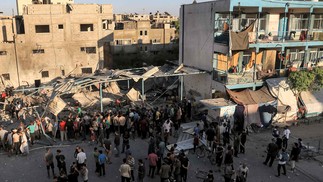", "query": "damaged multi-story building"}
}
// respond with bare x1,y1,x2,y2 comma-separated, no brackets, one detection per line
0,0,178,88
0,0,114,88
108,12,178,68
179,0,323,98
